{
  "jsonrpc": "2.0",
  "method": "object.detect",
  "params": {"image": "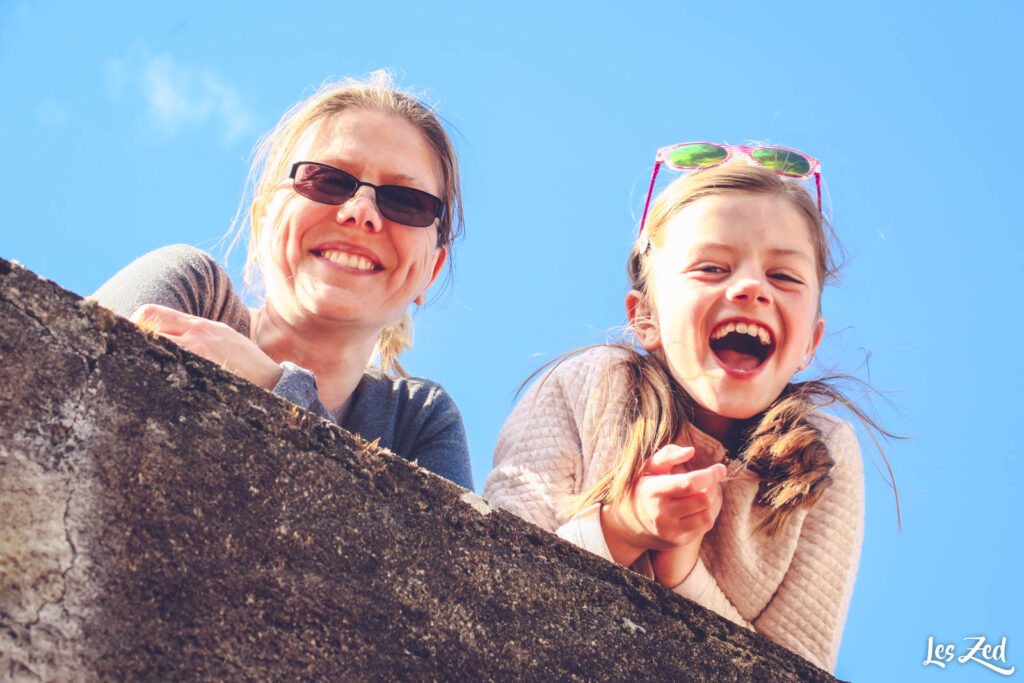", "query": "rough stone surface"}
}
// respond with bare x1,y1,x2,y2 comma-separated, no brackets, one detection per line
0,256,837,681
